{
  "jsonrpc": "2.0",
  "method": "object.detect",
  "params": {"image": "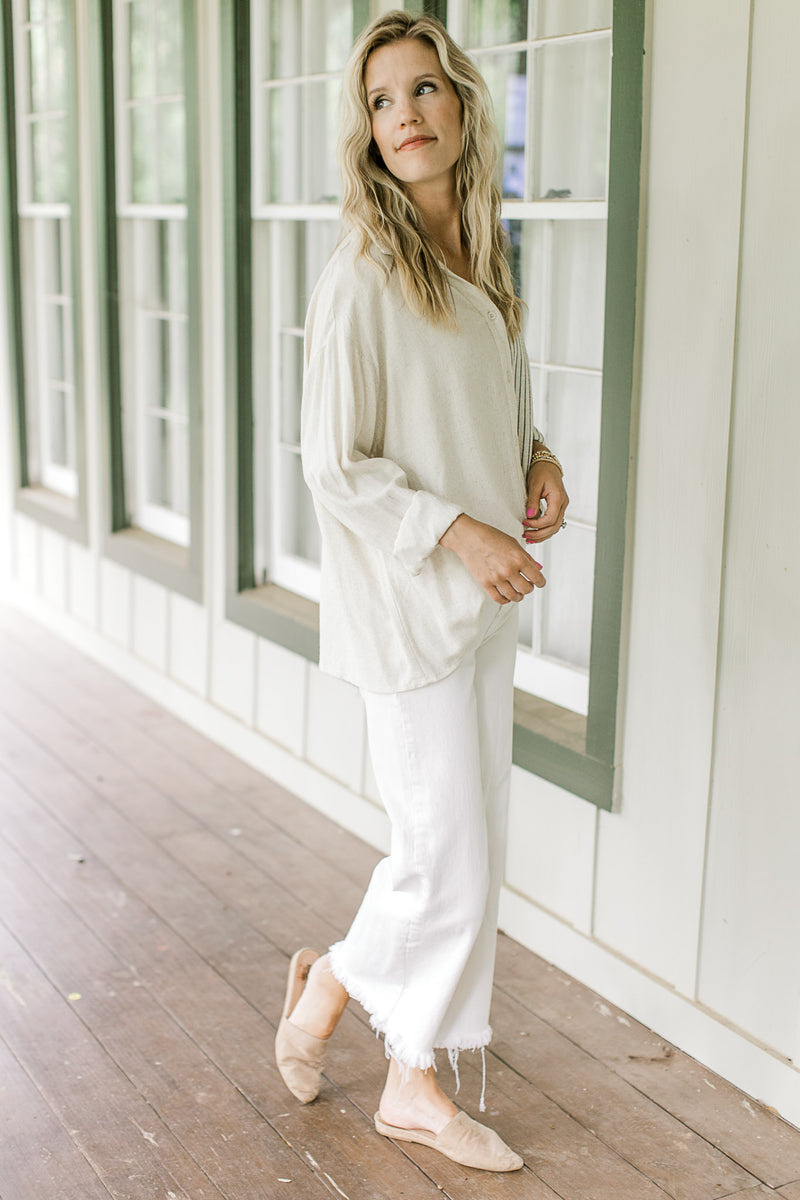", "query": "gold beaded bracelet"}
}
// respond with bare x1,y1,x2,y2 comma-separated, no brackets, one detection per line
528,448,564,475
